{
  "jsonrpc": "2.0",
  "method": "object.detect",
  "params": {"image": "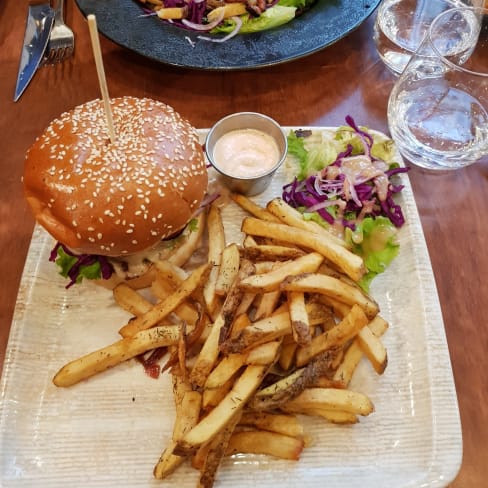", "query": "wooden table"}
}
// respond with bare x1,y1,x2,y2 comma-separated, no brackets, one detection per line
1,1,487,486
